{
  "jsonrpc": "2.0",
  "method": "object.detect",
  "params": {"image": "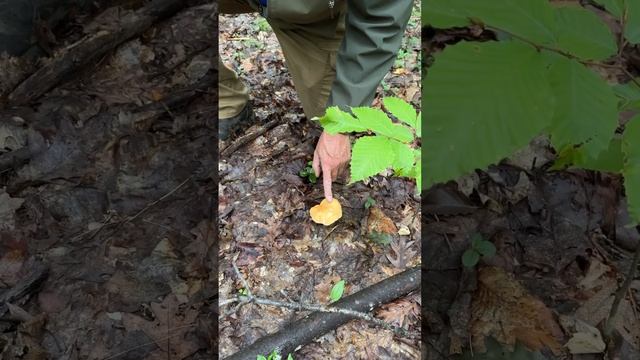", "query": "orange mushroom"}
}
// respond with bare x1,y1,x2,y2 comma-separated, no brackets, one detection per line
310,198,342,226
